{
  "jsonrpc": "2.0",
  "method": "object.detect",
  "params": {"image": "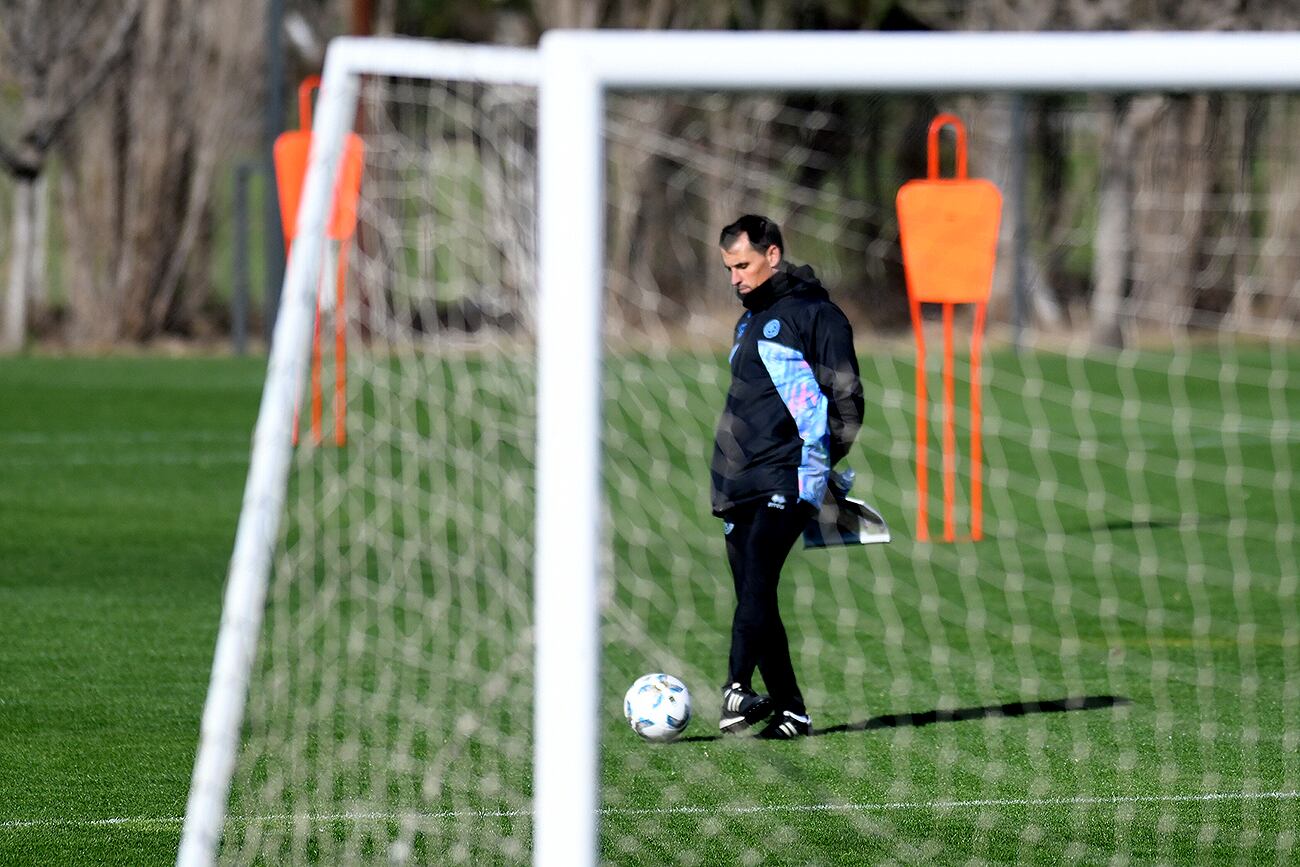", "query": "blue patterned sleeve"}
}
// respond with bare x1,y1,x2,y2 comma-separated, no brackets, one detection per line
756,339,830,507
